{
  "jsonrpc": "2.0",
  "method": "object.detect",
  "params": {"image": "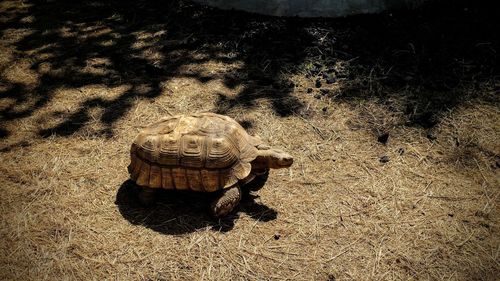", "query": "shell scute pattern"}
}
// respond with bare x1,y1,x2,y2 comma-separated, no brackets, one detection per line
161,167,174,188
159,134,180,166
205,136,239,168
149,165,162,188
179,134,205,168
